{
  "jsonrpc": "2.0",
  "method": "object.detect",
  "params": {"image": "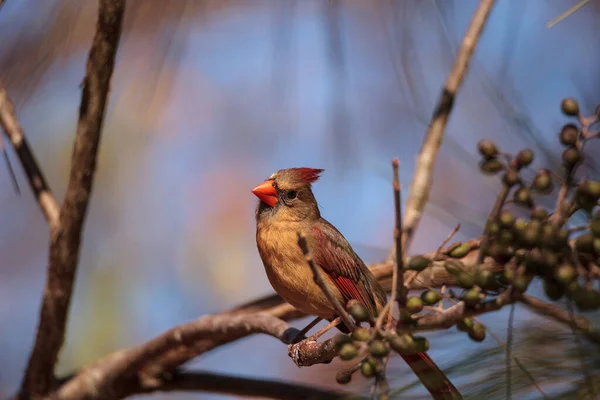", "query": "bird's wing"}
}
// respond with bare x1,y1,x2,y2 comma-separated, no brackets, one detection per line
310,220,386,317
